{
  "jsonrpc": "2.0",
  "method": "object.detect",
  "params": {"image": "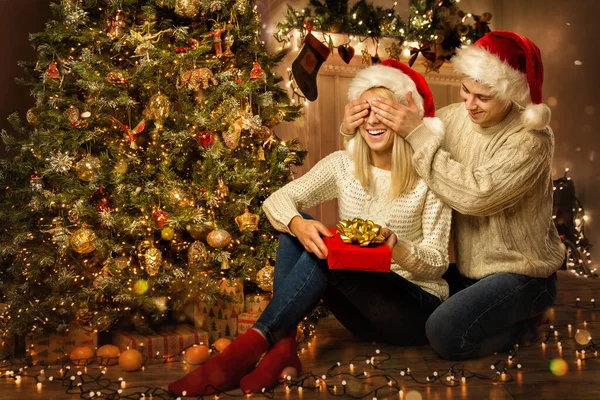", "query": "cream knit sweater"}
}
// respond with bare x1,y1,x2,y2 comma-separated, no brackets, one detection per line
262,151,452,300
406,102,565,279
